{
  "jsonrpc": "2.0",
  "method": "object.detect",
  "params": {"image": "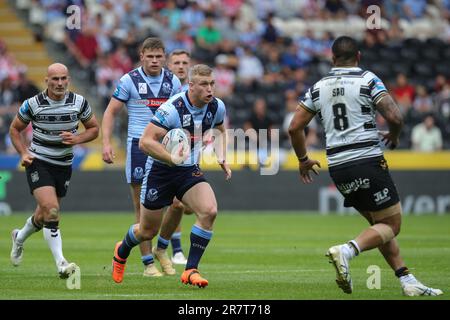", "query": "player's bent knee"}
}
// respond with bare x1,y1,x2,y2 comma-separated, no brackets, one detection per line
369,224,395,244
202,205,217,222
41,205,60,221
371,202,402,237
